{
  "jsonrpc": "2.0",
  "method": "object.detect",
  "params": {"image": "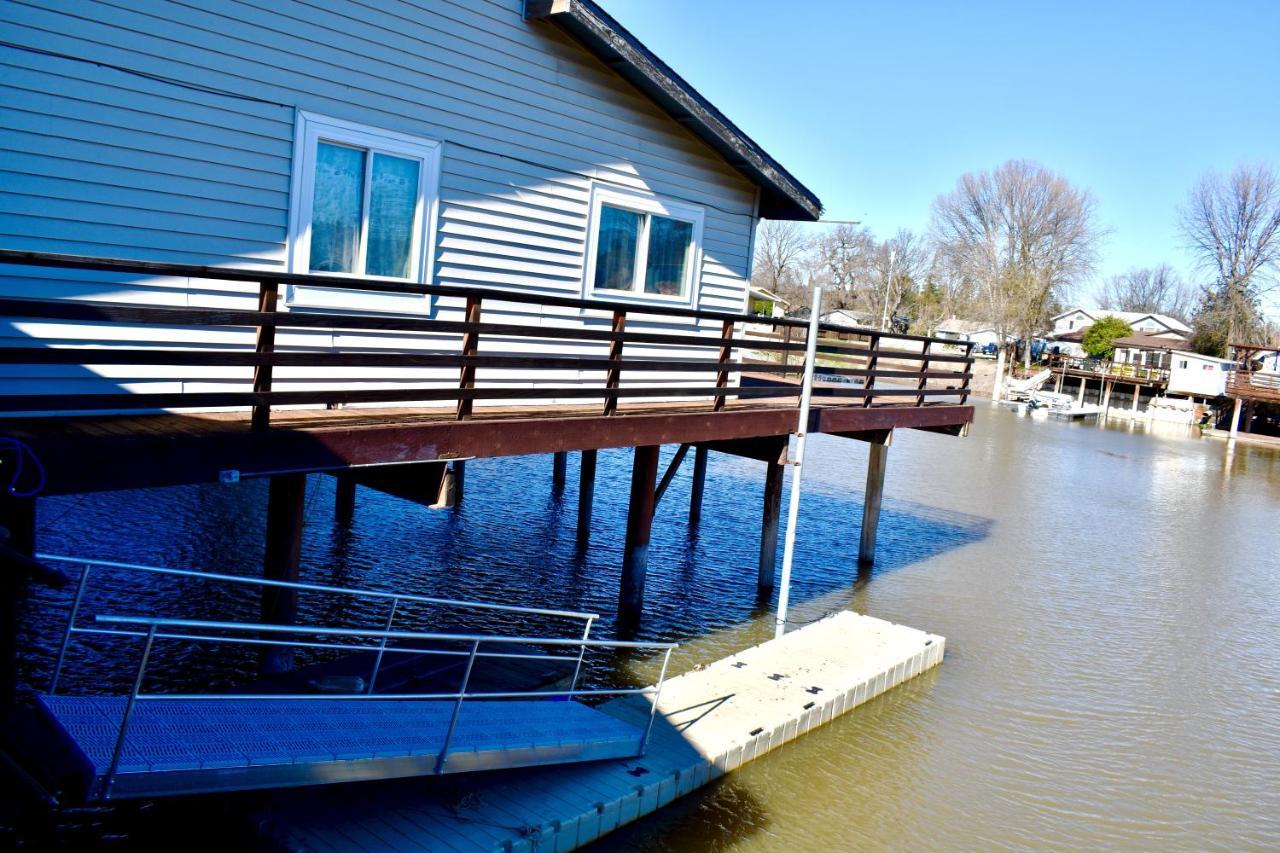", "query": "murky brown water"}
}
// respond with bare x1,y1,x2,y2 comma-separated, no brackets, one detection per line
608,405,1280,850
23,404,1280,848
